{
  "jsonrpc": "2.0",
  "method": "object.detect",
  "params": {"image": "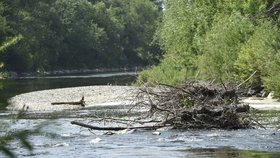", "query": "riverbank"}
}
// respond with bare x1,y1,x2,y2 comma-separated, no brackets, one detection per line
7,67,144,79
7,86,280,111
243,97,280,110
7,86,140,111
